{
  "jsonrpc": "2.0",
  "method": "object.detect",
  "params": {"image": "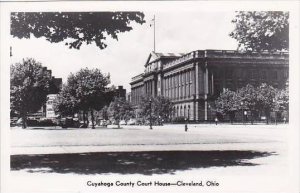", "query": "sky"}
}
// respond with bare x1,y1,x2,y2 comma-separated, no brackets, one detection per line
10,11,238,91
